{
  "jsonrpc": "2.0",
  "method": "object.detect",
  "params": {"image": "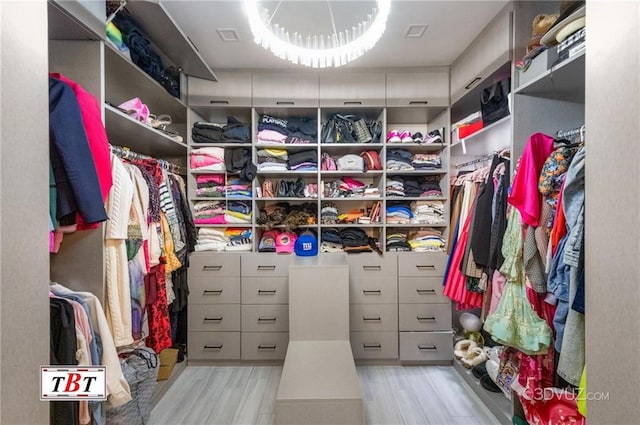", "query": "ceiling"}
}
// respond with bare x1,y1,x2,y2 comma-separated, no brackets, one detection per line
162,0,508,71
